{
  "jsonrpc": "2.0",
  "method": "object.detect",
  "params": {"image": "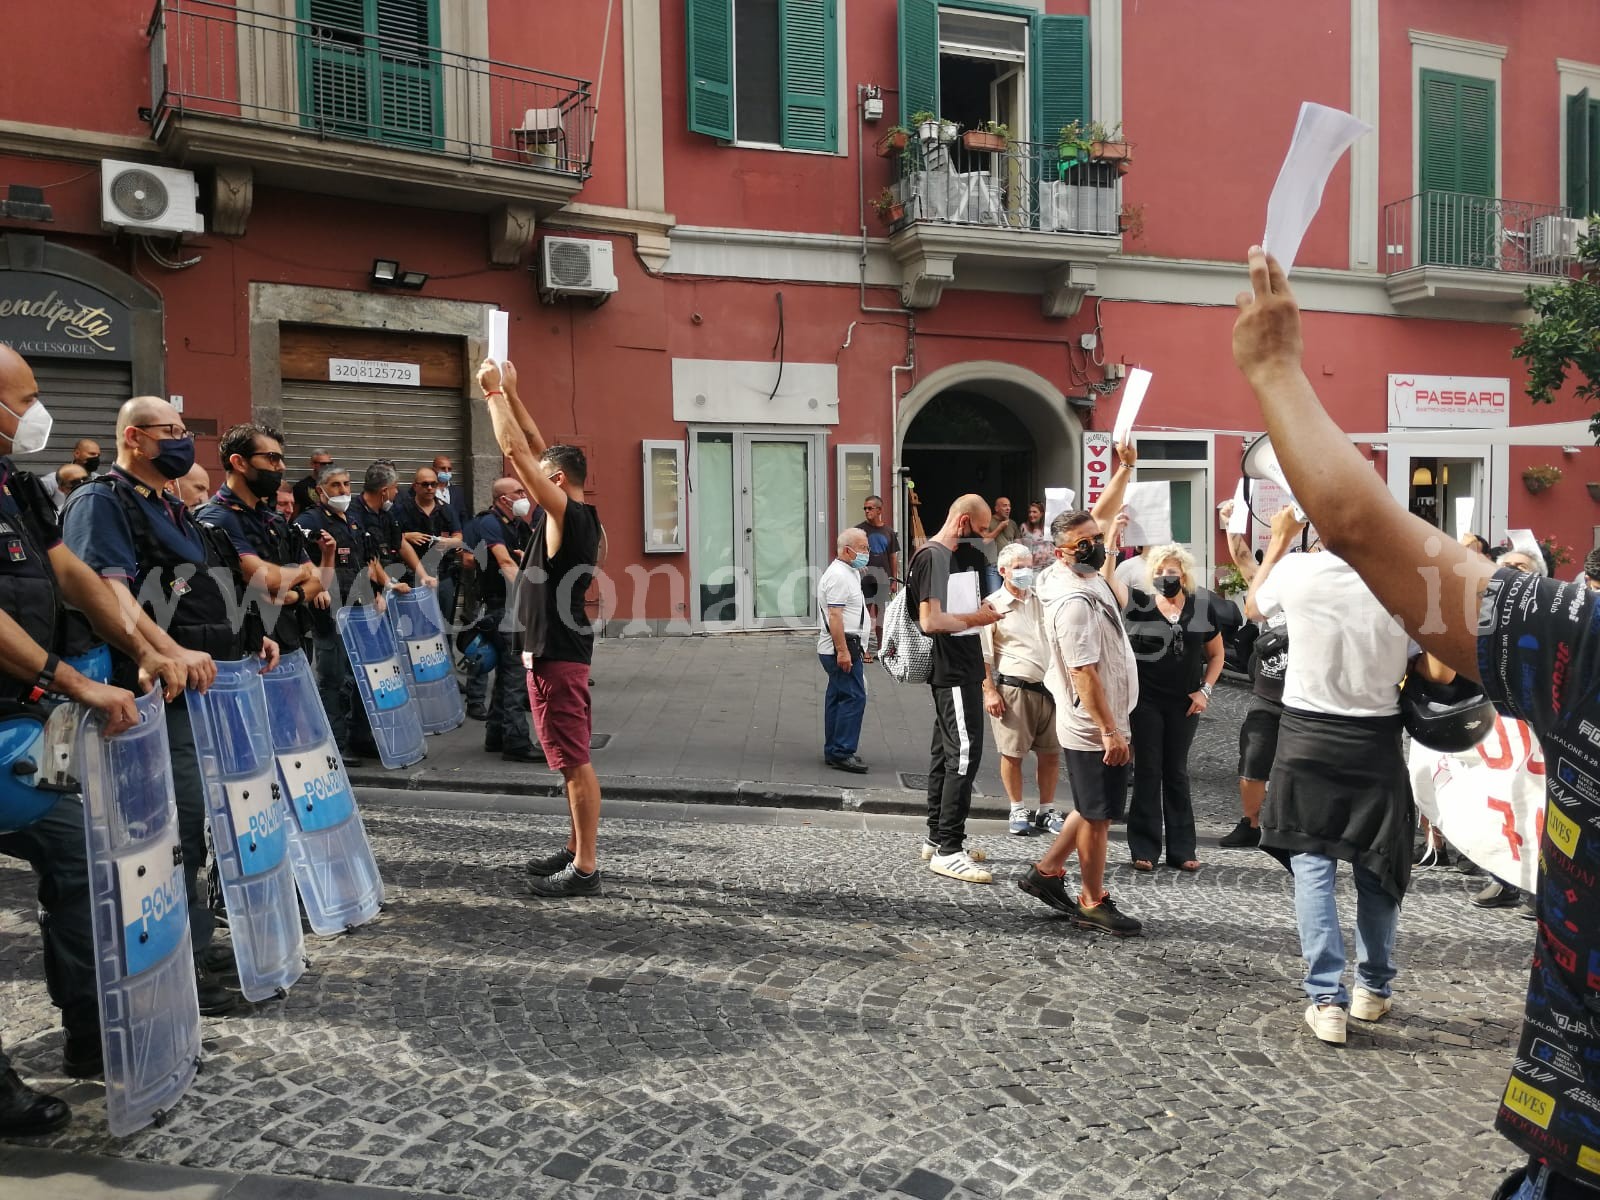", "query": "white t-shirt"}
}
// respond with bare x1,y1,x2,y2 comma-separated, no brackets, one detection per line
1114,553,1151,593
816,557,869,655
1253,551,1409,717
